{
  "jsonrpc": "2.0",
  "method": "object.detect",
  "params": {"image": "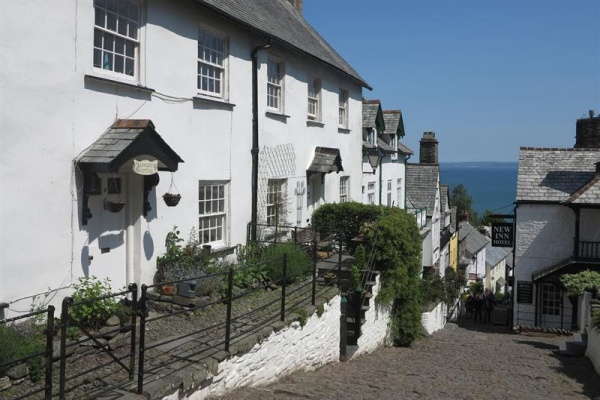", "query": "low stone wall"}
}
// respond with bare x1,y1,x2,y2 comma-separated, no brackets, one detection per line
421,301,446,335
354,274,392,357
587,326,600,376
